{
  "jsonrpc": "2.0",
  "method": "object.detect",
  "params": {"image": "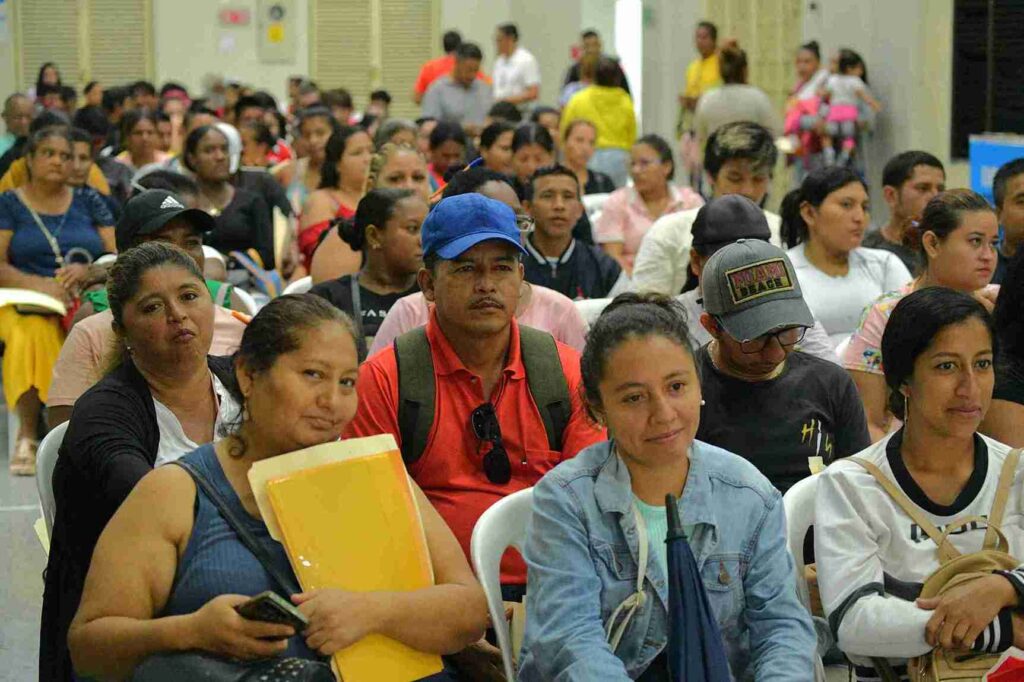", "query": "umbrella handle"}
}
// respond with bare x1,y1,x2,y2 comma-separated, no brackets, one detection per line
666,494,687,540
